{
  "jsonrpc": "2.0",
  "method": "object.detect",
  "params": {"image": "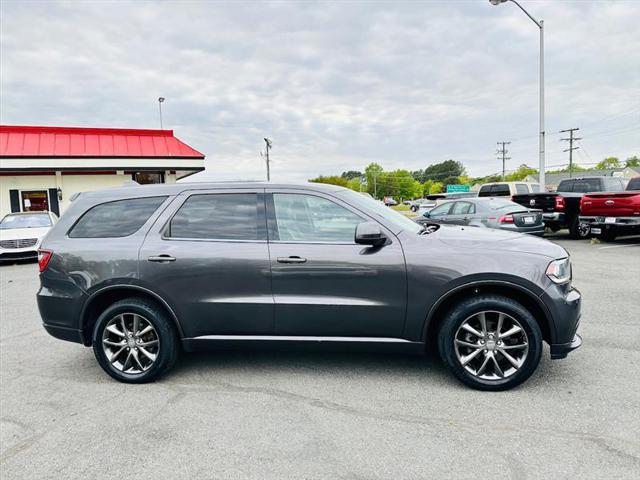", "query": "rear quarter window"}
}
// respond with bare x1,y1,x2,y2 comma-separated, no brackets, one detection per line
68,196,168,238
